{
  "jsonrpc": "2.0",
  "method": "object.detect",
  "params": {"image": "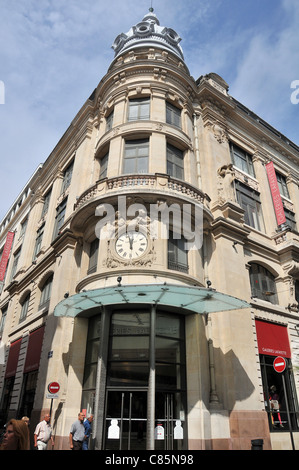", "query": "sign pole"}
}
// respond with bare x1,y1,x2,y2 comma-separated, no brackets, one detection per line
49,398,54,419
281,372,295,451
273,357,295,450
